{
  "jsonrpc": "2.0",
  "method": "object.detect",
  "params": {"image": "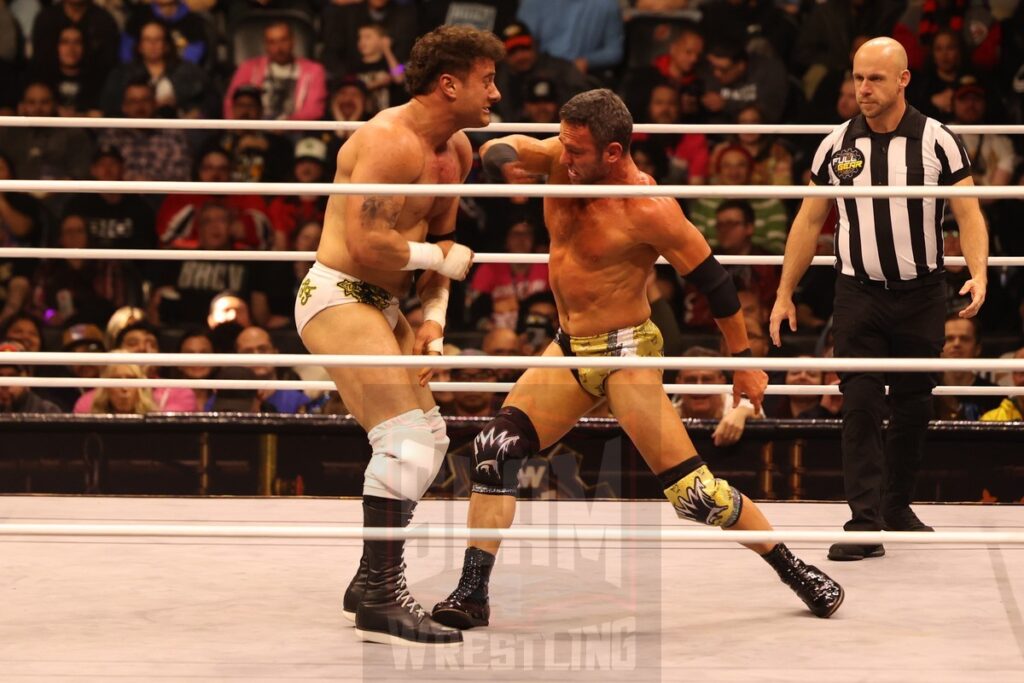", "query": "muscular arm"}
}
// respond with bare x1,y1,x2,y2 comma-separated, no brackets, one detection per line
480,135,562,181
948,176,989,318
